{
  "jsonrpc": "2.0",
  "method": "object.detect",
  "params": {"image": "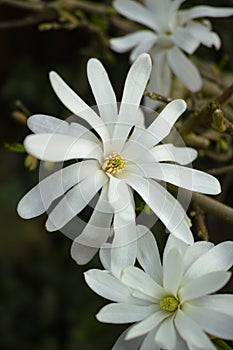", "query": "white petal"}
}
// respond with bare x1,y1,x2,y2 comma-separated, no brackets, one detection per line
183,303,233,339
99,247,111,271
163,234,188,264
111,230,137,279
175,310,216,350
126,311,169,339
113,0,159,31
136,225,162,284
183,241,214,272
179,6,233,23
179,271,231,302
96,303,156,323
186,22,221,50
133,99,187,149
155,315,177,349
125,174,194,244
171,27,200,54
24,133,102,162
112,53,152,152
163,248,184,295
70,186,113,264
49,71,110,142
87,58,118,125
140,329,160,350
191,294,233,317
184,241,233,280
122,266,165,301
129,36,157,62
144,51,171,109
108,176,137,278
27,114,99,142
167,47,202,92
151,144,197,164
110,31,157,57
84,269,132,303
139,162,221,194
113,326,144,350
17,160,99,218
45,170,107,231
